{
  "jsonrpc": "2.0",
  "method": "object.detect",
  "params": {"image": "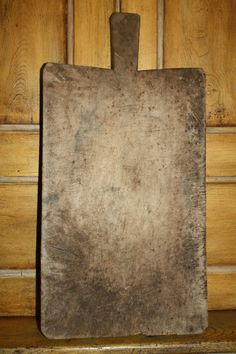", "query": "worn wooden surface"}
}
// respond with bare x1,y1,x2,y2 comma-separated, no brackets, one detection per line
74,0,115,68
0,311,236,353
0,0,66,123
1,182,236,269
0,0,235,332
41,13,206,338
164,0,236,126
1,131,236,178
74,0,157,70
2,269,236,316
